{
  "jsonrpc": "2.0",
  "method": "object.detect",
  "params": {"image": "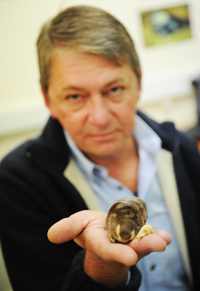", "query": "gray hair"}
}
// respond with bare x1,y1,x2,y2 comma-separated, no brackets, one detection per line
37,5,141,94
